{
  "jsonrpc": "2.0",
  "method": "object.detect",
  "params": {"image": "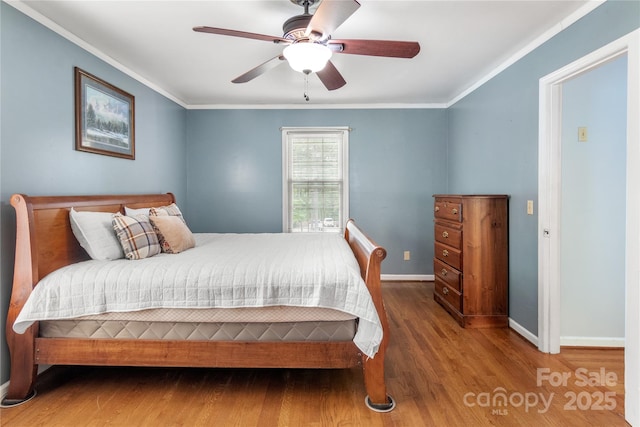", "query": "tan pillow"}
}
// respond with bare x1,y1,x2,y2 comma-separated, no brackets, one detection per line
149,215,195,254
